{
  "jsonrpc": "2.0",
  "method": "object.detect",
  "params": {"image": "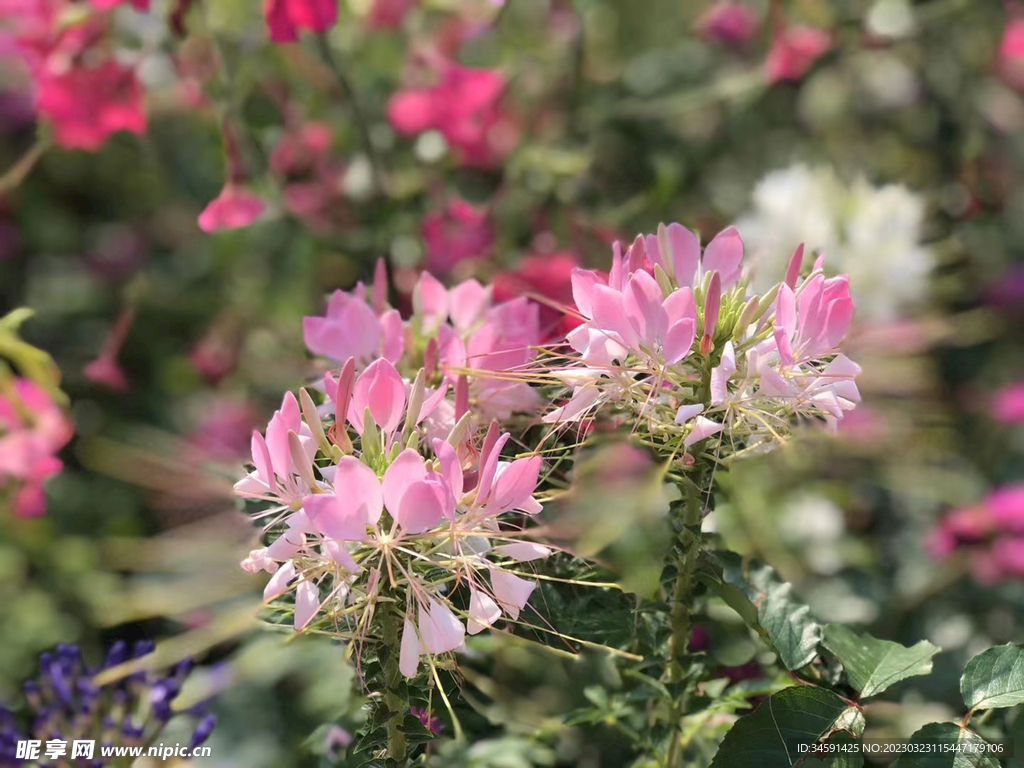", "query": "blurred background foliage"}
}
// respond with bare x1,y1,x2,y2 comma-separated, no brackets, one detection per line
2,0,1024,764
